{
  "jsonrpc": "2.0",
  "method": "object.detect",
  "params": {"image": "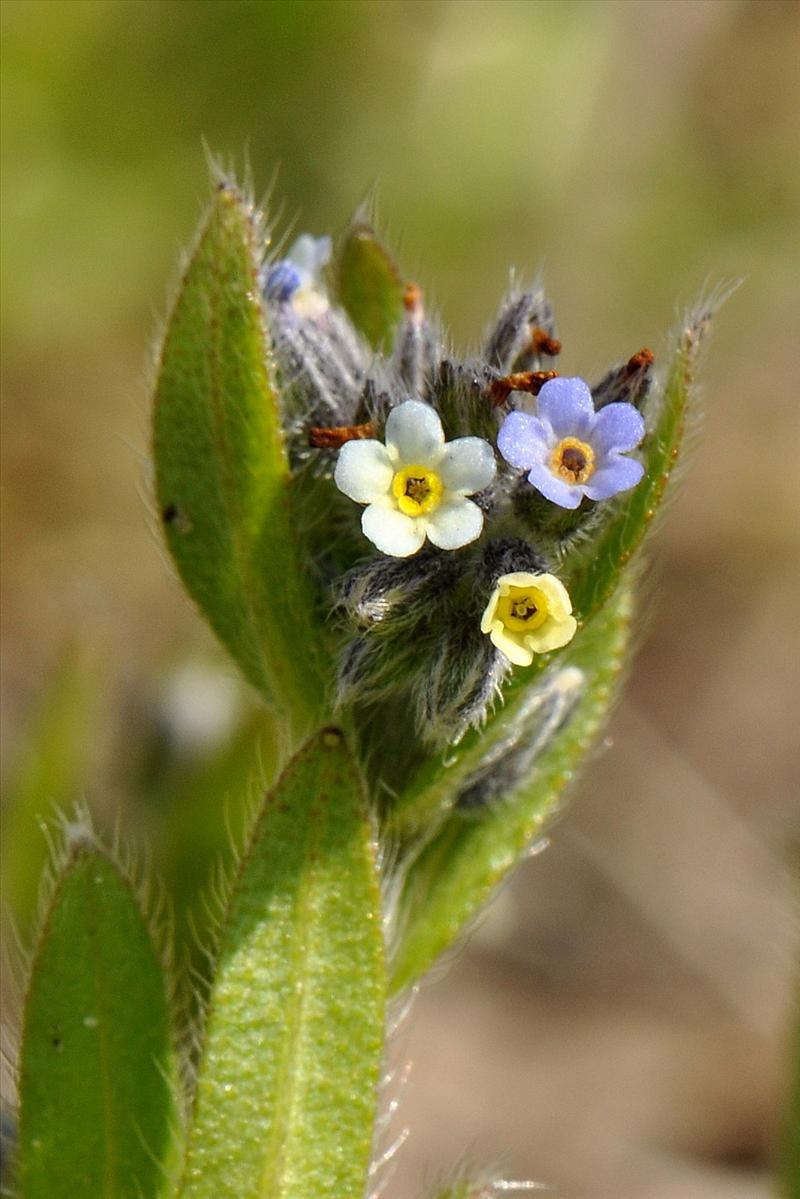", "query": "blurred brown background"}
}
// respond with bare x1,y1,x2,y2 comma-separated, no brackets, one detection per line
2,2,798,1197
